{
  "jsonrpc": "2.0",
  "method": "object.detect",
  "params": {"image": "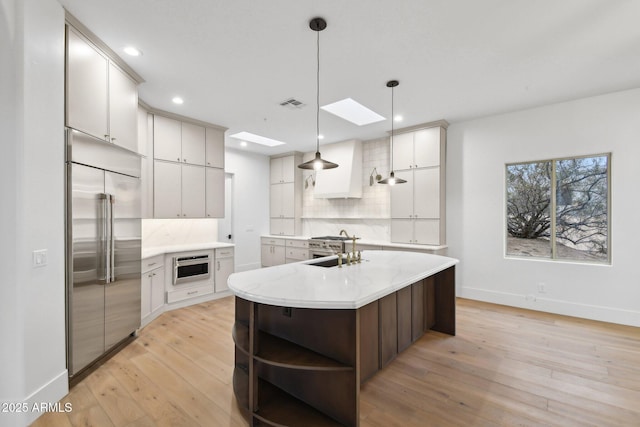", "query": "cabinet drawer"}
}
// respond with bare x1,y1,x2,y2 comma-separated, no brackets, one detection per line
285,239,309,249
167,284,213,304
215,247,234,258
261,237,285,246
286,248,310,261
142,255,164,273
